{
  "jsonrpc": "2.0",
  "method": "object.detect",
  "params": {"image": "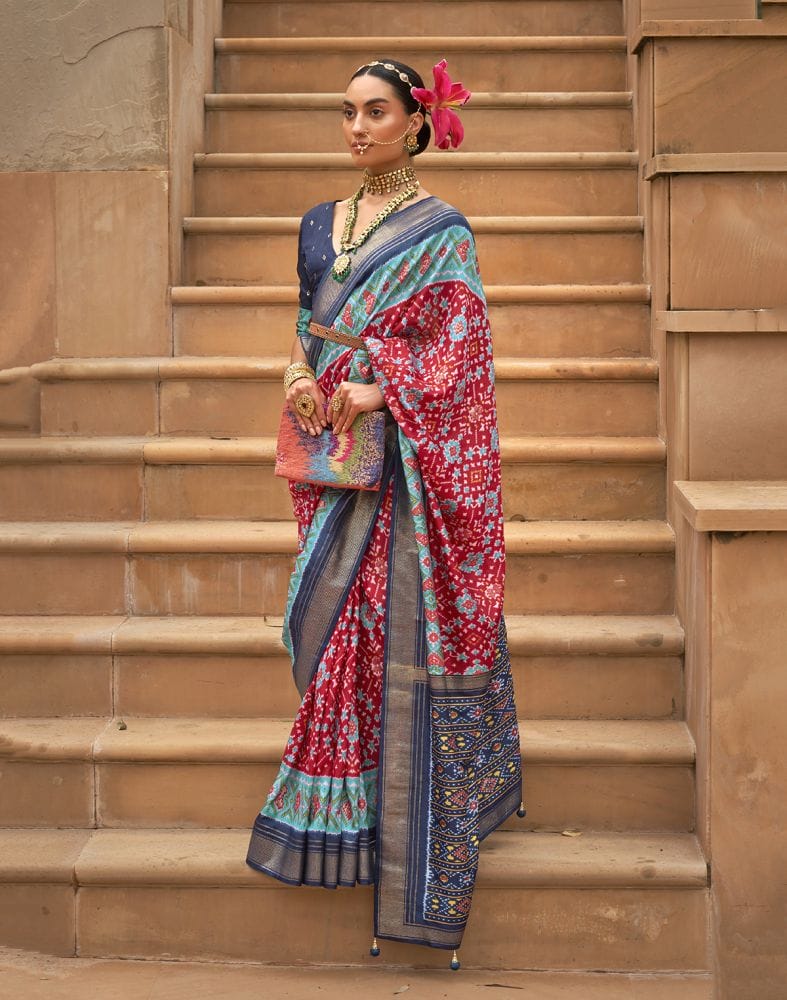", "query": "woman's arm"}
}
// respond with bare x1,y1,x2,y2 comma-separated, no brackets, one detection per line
285,337,327,436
